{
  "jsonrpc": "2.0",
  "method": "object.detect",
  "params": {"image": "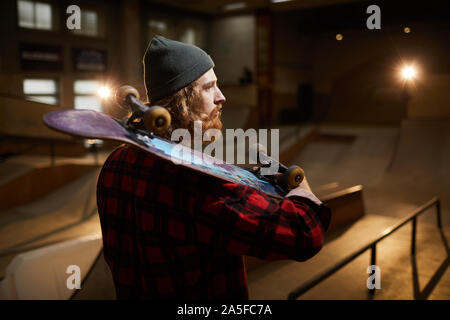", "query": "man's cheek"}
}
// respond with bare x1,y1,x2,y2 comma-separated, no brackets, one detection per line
206,104,215,117
211,105,222,119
